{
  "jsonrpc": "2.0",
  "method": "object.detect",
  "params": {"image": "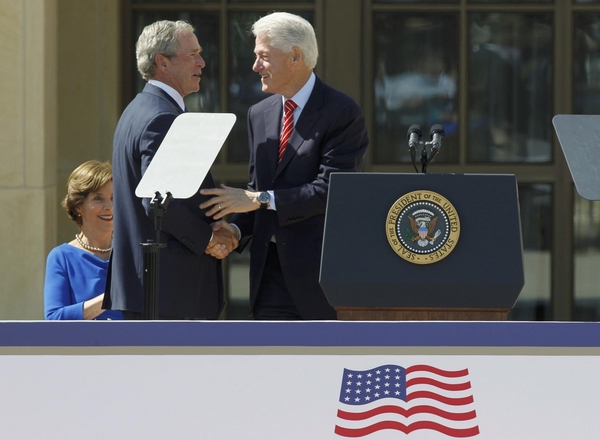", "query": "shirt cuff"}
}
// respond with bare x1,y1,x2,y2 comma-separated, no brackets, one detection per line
267,190,276,210
229,224,242,241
